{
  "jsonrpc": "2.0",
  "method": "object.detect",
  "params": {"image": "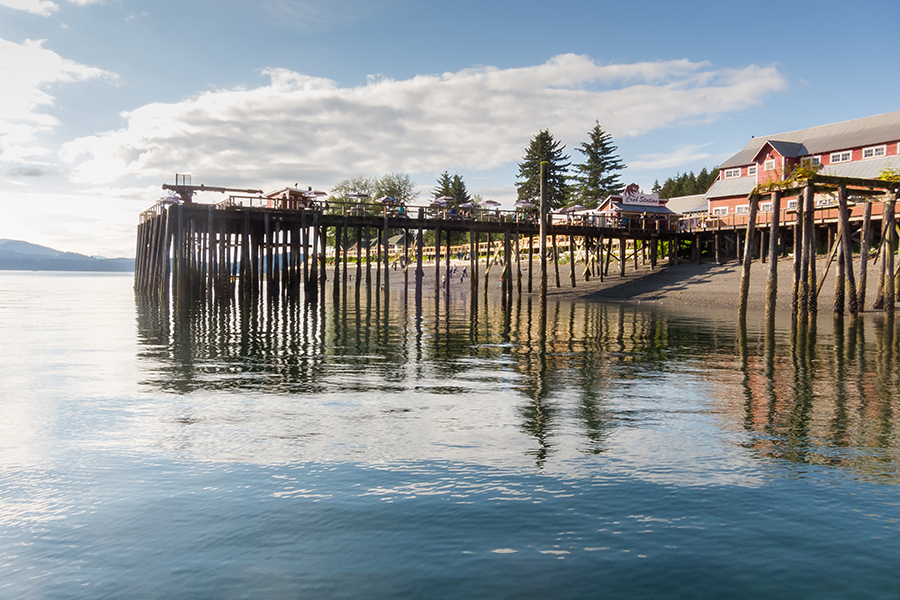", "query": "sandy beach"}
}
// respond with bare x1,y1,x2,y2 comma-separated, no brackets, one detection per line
343,255,888,315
